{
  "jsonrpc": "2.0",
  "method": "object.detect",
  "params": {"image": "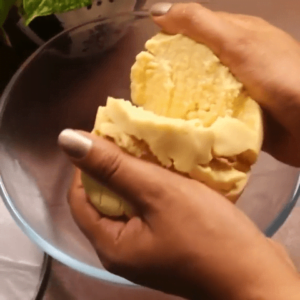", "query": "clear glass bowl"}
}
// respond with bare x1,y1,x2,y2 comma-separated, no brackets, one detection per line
0,13,299,286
